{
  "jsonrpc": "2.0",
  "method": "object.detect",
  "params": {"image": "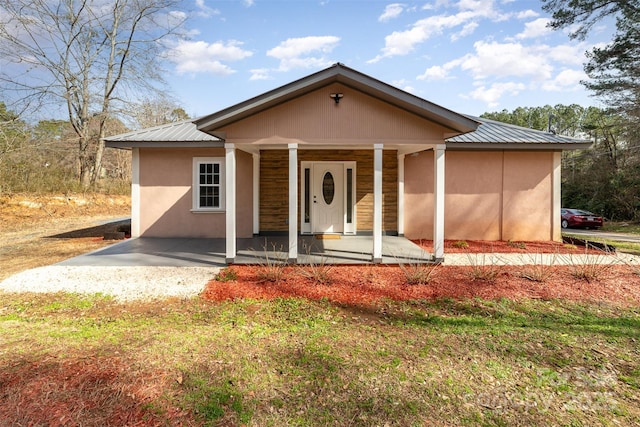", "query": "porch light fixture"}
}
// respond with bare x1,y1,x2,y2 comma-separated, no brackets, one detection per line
329,93,343,104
